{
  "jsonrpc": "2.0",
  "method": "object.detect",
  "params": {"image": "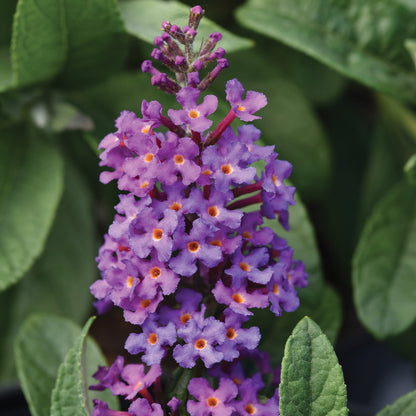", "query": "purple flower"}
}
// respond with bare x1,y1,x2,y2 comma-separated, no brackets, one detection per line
169,219,222,277
187,188,242,230
238,212,274,246
232,374,280,416
173,317,226,368
129,208,178,262
128,399,164,416
137,255,180,296
225,247,273,288
201,142,256,192
225,78,267,121
267,262,300,316
122,289,163,325
109,194,151,239
158,135,201,185
187,377,238,416
158,288,205,328
168,87,217,132
125,317,177,365
218,309,261,361
92,400,129,416
212,280,268,316
90,356,124,391
111,363,161,400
